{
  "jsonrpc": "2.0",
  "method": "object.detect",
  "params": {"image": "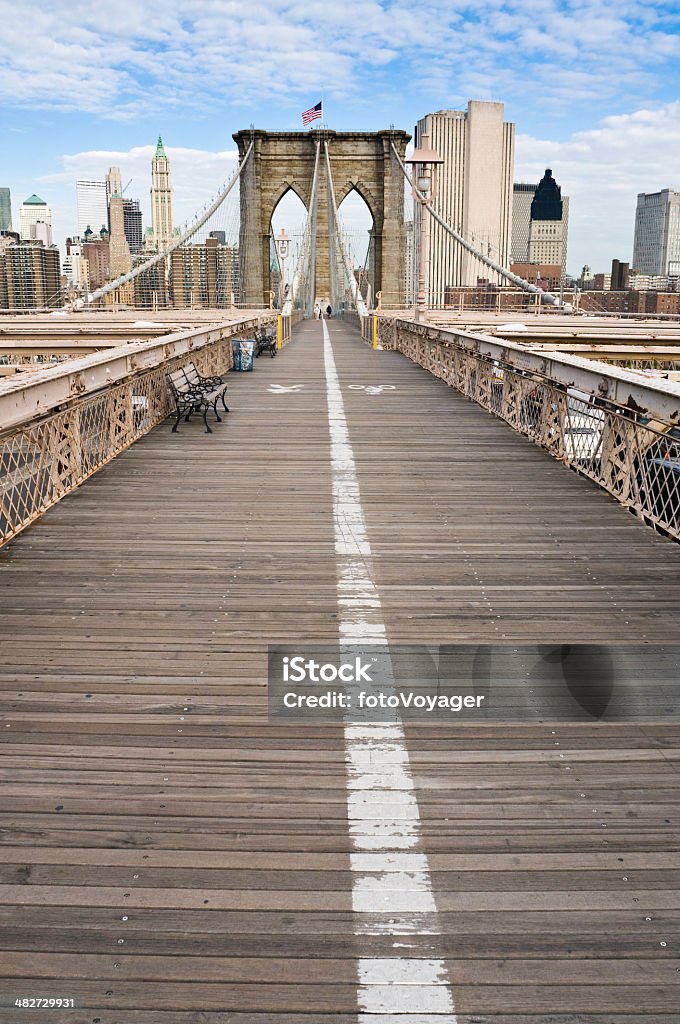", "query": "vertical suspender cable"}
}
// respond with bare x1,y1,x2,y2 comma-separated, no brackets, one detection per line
323,141,368,317
86,142,254,306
